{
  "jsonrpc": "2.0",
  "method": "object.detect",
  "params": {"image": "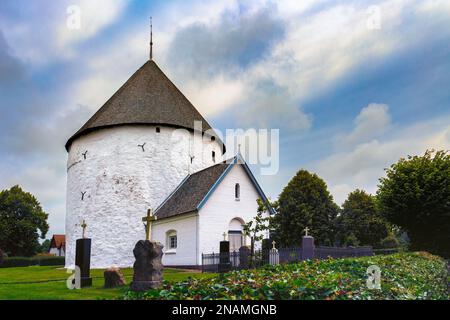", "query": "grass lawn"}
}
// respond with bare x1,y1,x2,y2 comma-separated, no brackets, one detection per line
0,266,215,300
